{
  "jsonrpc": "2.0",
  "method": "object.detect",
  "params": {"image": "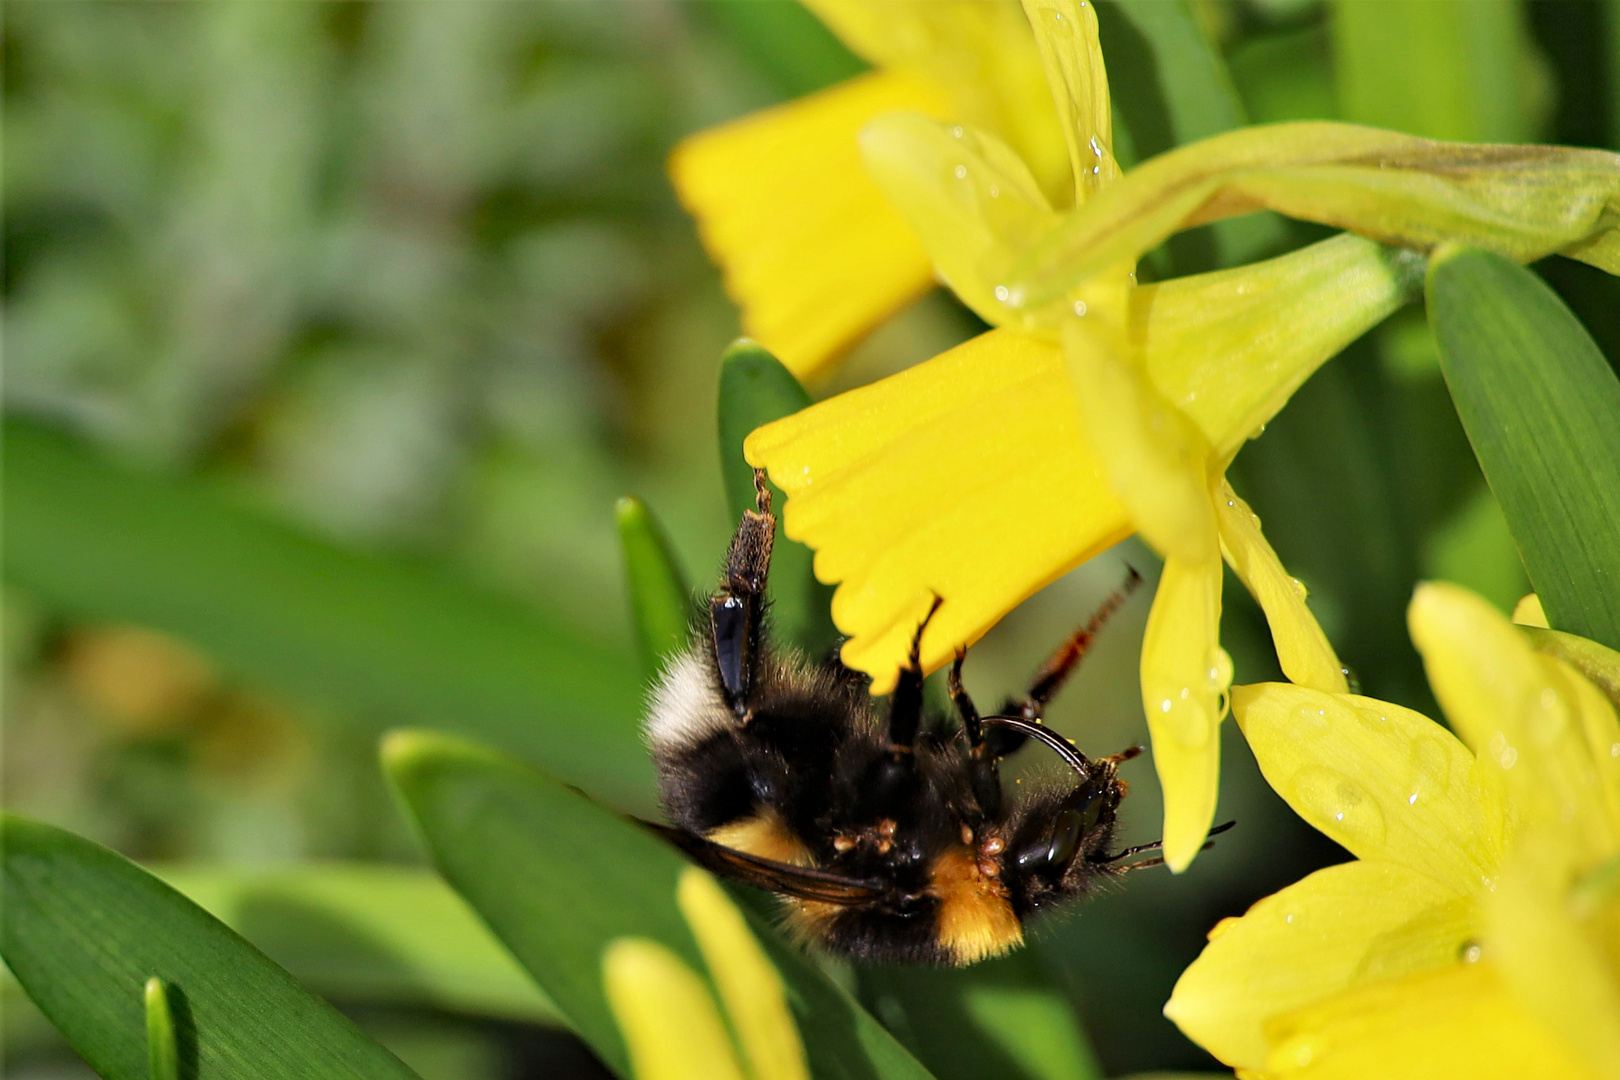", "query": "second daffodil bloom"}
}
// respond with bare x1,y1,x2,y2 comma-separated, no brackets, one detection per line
603,867,810,1080
671,0,1068,381
712,0,1620,871
1166,583,1620,1080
